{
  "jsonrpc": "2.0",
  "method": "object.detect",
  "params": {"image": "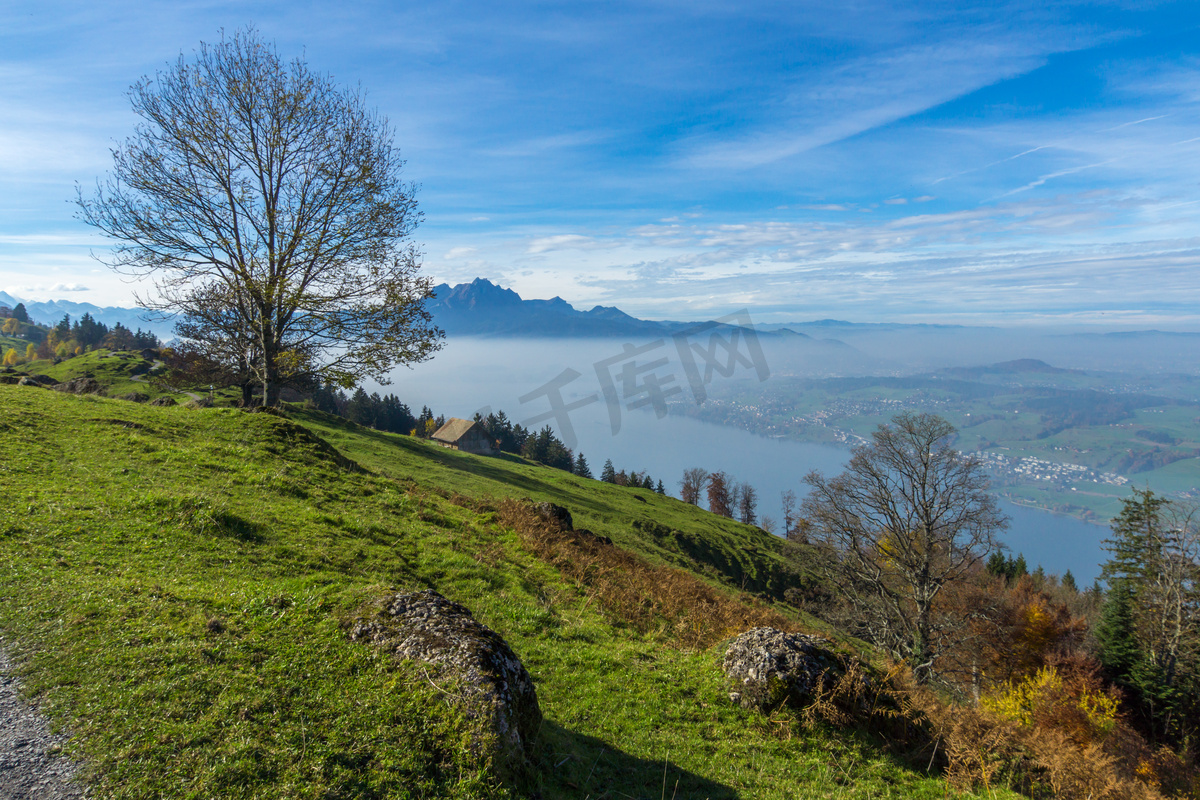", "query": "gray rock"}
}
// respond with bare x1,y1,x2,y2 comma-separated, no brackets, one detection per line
148,396,177,407
52,377,103,395
349,590,541,772
533,502,573,531
16,375,56,388
118,392,150,403
722,627,846,710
